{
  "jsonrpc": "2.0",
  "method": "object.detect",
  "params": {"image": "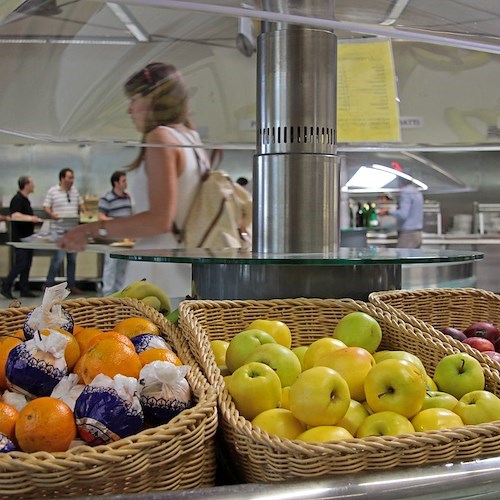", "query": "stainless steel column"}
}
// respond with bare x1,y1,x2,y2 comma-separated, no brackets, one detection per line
253,24,339,253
